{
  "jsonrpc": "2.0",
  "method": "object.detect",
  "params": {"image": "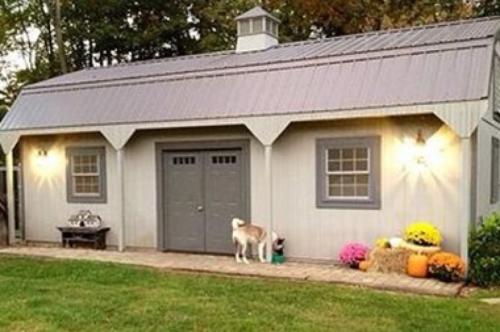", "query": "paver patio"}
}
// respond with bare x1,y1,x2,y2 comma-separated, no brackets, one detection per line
0,246,464,297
